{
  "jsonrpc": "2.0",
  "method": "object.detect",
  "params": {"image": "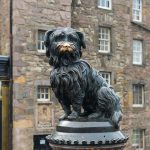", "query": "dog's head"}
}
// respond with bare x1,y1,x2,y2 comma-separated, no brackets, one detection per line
44,27,86,66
